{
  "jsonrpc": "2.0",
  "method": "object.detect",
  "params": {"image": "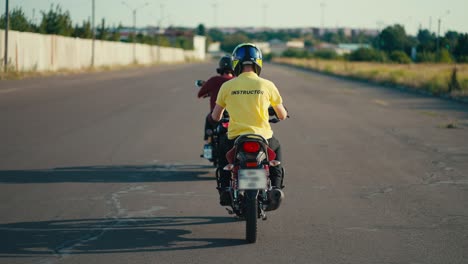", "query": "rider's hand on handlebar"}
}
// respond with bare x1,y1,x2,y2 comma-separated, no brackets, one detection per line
269,117,280,123
268,106,277,117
